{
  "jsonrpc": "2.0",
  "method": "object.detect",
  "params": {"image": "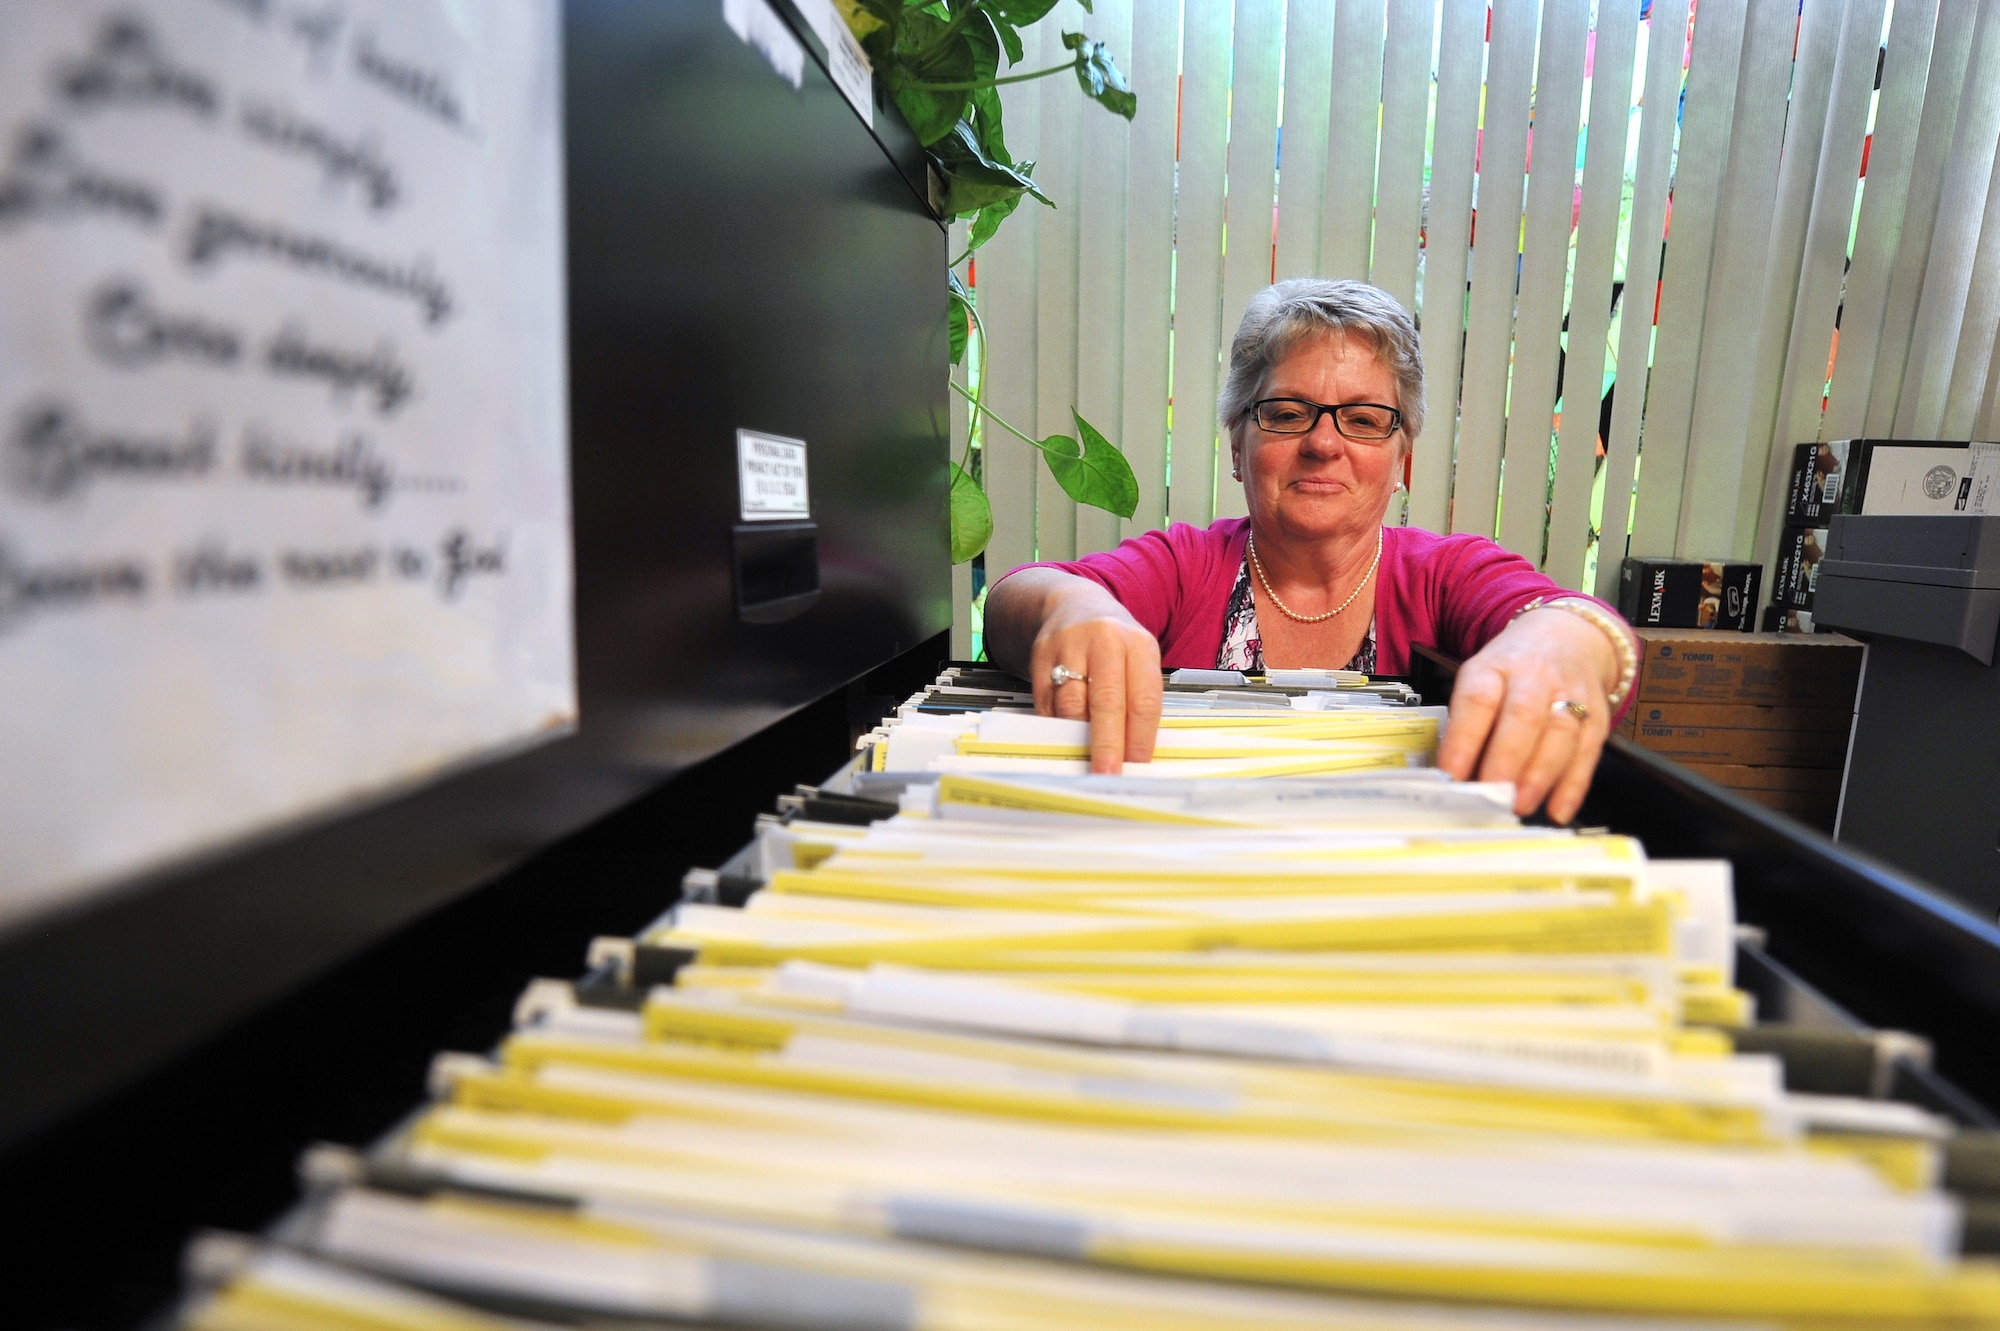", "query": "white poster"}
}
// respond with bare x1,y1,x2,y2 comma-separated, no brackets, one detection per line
0,2,574,926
